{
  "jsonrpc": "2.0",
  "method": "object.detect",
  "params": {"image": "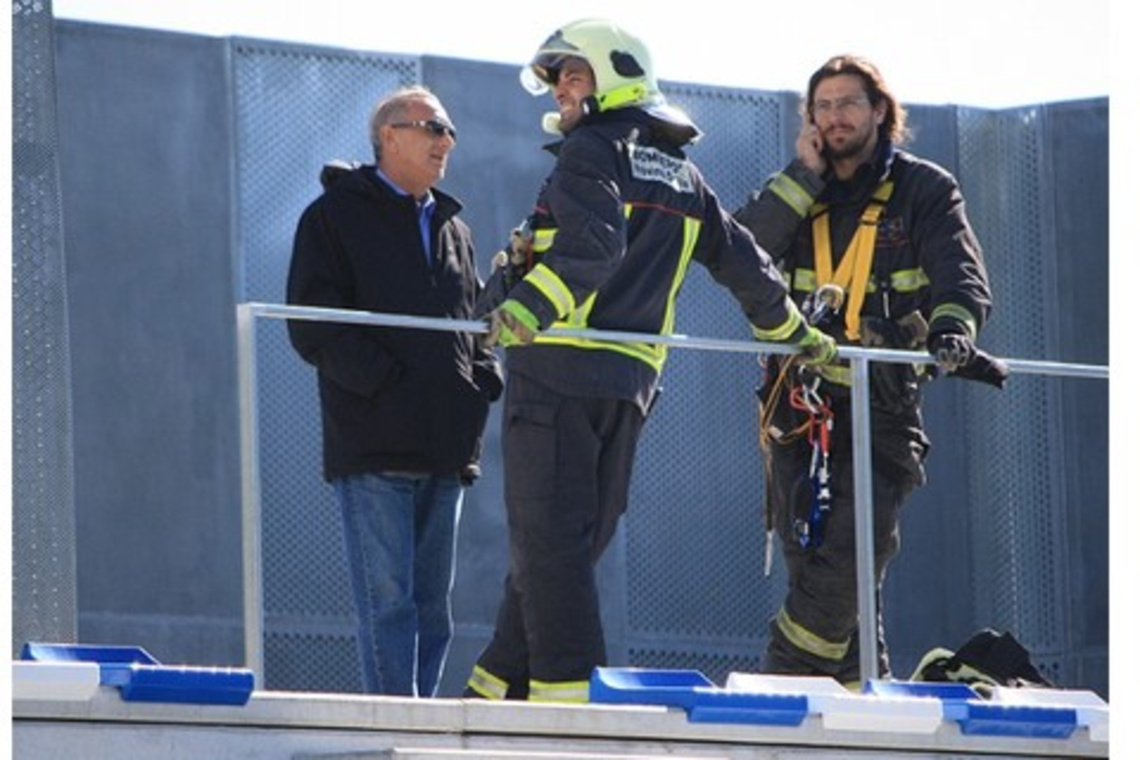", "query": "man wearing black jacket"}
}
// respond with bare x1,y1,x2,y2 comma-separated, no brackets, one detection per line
735,55,1000,685
287,86,502,697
